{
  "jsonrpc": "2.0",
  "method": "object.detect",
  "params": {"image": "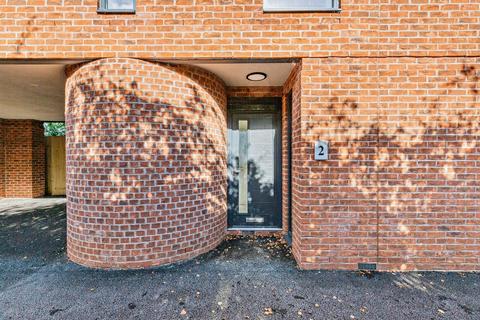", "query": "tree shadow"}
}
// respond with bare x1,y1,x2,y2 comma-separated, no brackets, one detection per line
15,15,38,54
65,59,227,266
0,199,66,262
228,159,275,226
303,62,480,270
